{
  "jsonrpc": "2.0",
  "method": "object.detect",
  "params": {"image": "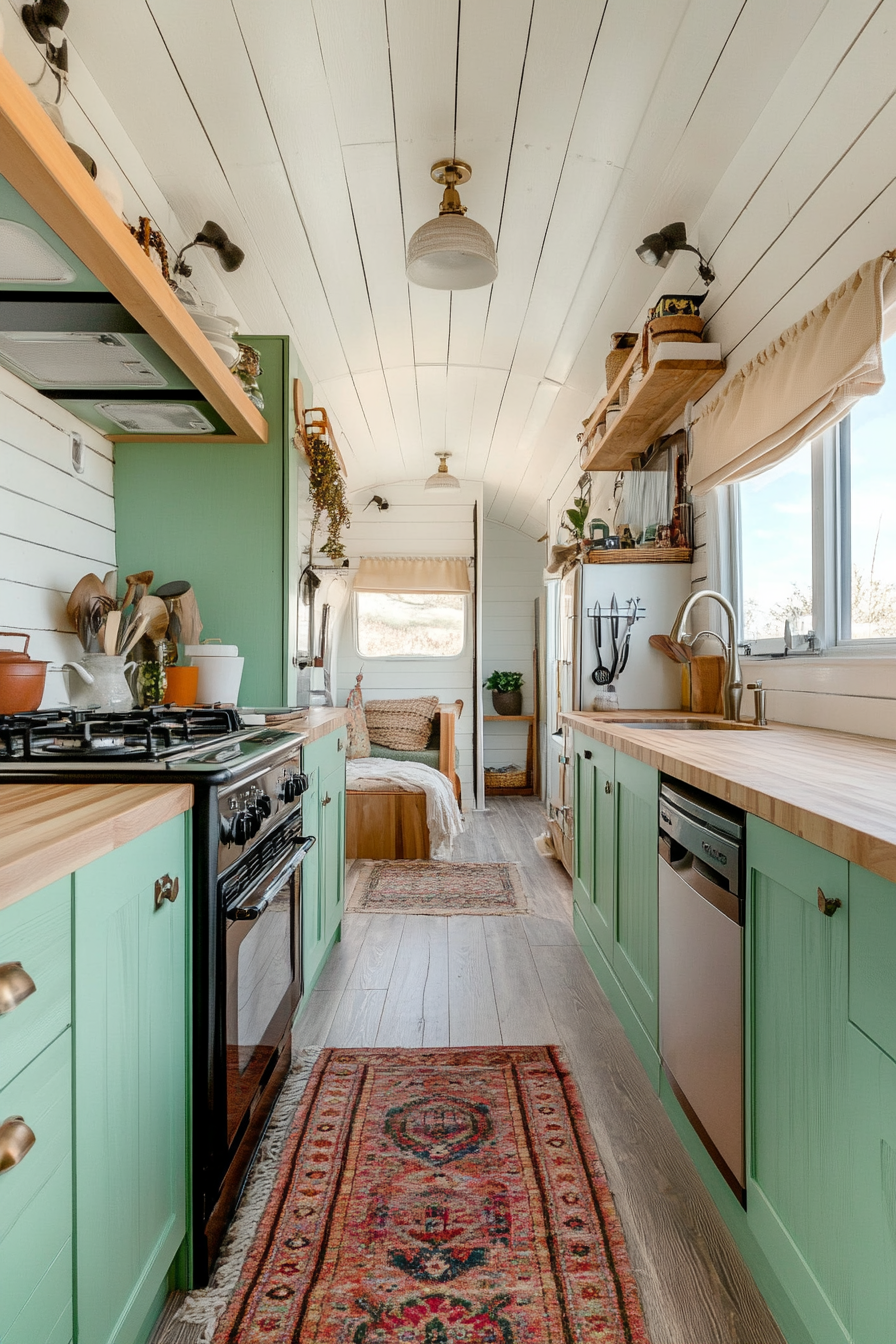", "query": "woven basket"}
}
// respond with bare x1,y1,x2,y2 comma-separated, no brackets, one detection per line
605,332,638,403
485,767,527,789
